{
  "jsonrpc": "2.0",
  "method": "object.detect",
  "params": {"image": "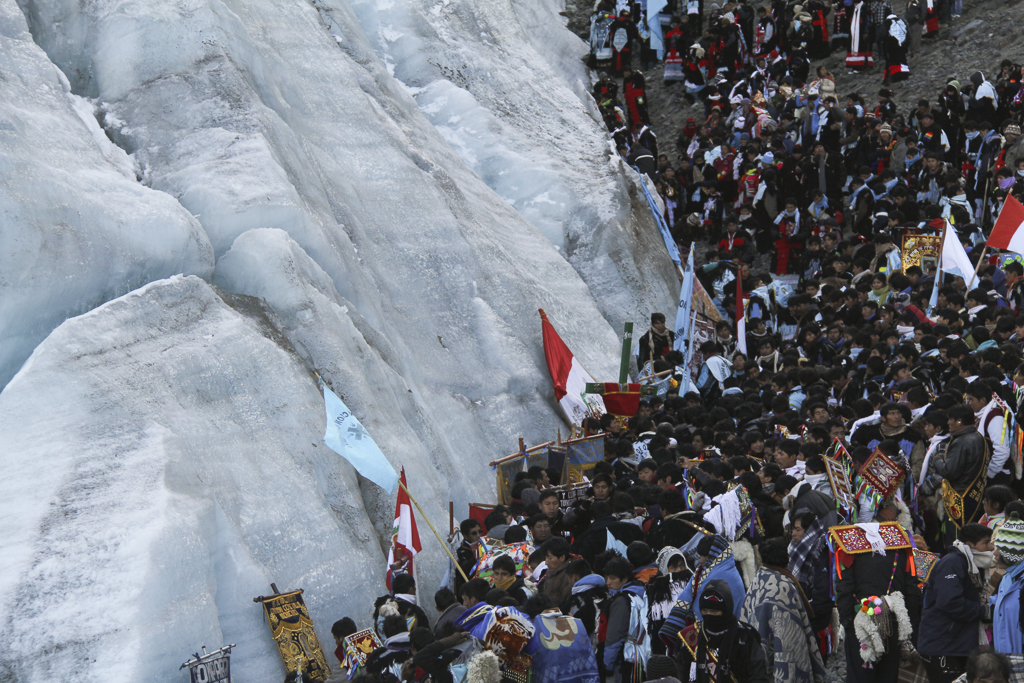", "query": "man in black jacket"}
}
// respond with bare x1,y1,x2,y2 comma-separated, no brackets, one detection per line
917,523,994,683
836,527,922,683
692,580,770,683
932,404,989,543
637,312,675,367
